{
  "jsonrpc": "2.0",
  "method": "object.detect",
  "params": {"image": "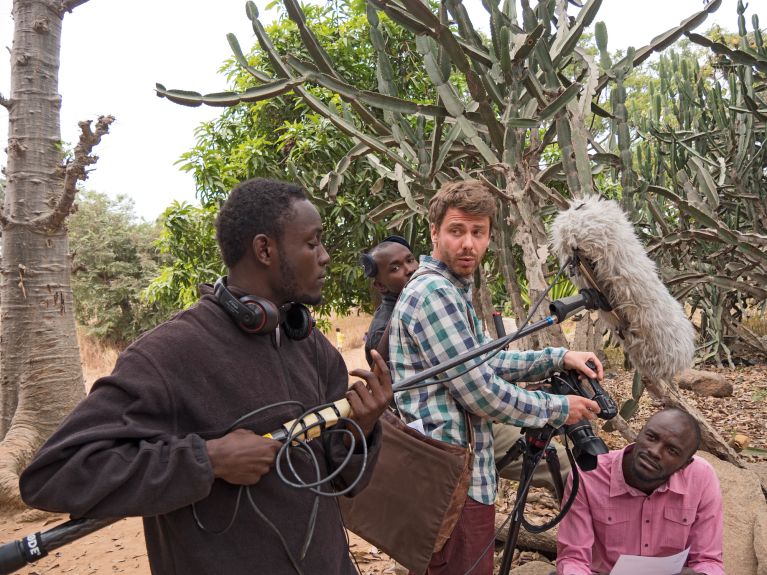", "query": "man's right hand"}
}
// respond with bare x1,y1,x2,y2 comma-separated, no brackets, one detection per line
564,395,601,425
206,428,281,485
